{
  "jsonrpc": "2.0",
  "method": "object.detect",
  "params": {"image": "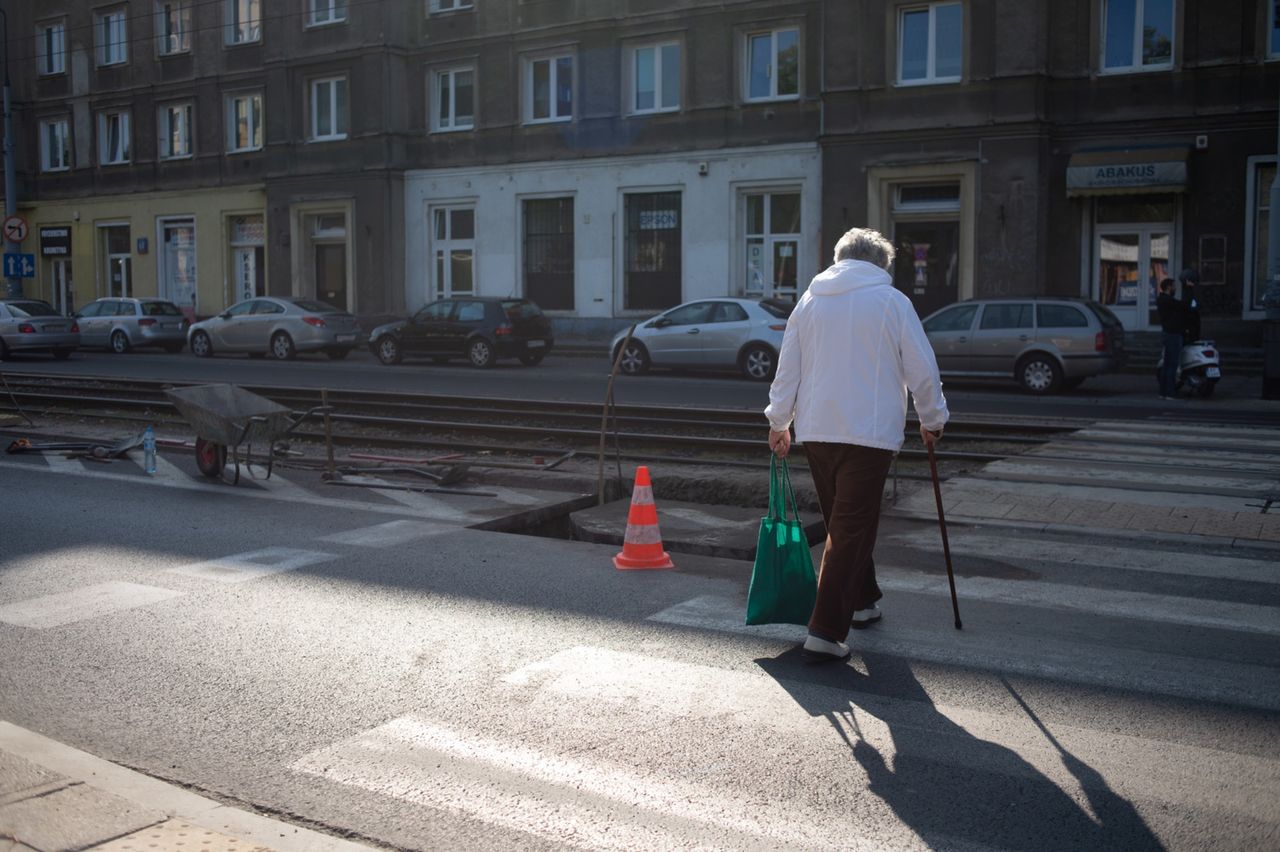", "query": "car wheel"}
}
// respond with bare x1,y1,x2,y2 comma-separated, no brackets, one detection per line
740,344,776,381
616,341,650,376
271,332,296,361
195,437,226,479
164,343,185,354
375,335,402,365
326,348,350,361
1017,354,1062,394
190,331,213,358
110,330,132,354
52,349,73,361
519,352,546,366
468,338,495,368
